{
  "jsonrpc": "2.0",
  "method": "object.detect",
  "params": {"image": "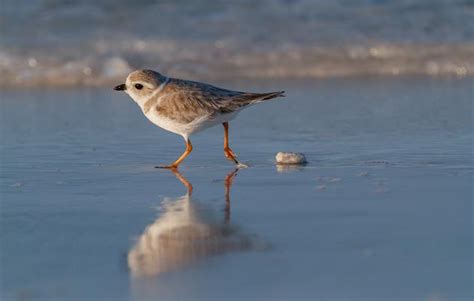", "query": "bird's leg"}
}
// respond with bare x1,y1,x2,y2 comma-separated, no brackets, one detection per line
156,138,193,169
222,122,240,165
